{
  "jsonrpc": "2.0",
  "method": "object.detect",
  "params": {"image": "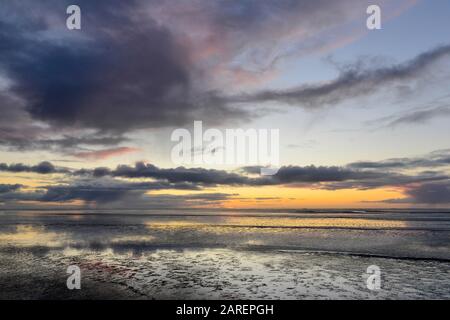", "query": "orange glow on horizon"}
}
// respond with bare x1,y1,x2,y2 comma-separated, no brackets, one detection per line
149,186,407,209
